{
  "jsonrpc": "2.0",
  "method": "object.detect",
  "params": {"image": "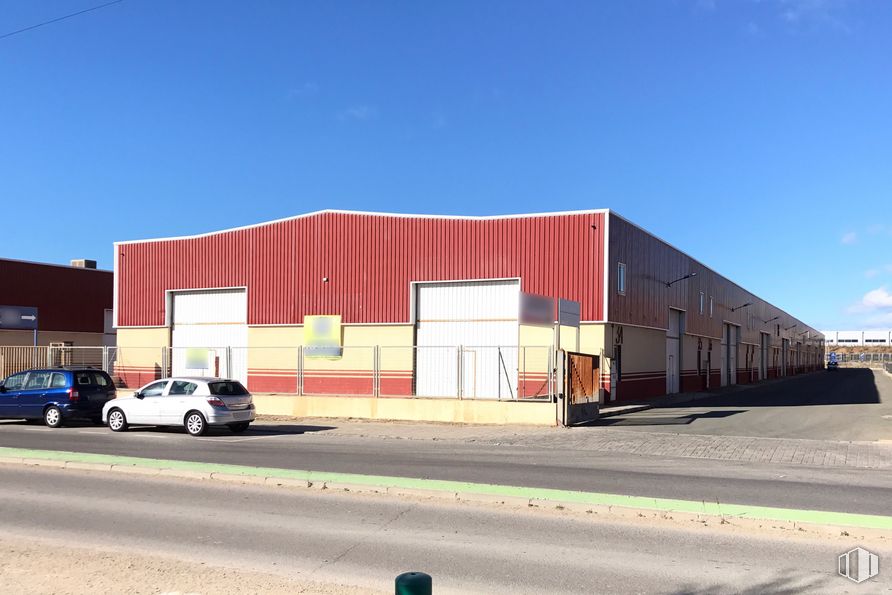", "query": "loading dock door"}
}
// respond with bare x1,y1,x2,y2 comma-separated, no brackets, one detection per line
722,323,738,387
415,280,519,398
760,333,769,381
171,289,248,383
781,338,790,377
666,309,683,394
